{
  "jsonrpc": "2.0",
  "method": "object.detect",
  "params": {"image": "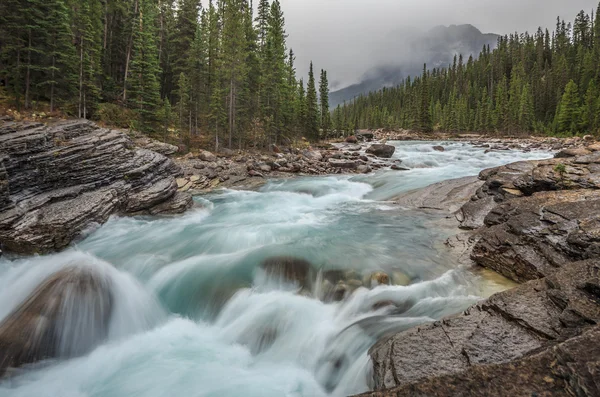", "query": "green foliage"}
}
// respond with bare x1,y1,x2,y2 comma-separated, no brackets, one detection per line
319,69,331,136
305,62,319,140
128,0,162,131
97,103,137,128
556,80,581,134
